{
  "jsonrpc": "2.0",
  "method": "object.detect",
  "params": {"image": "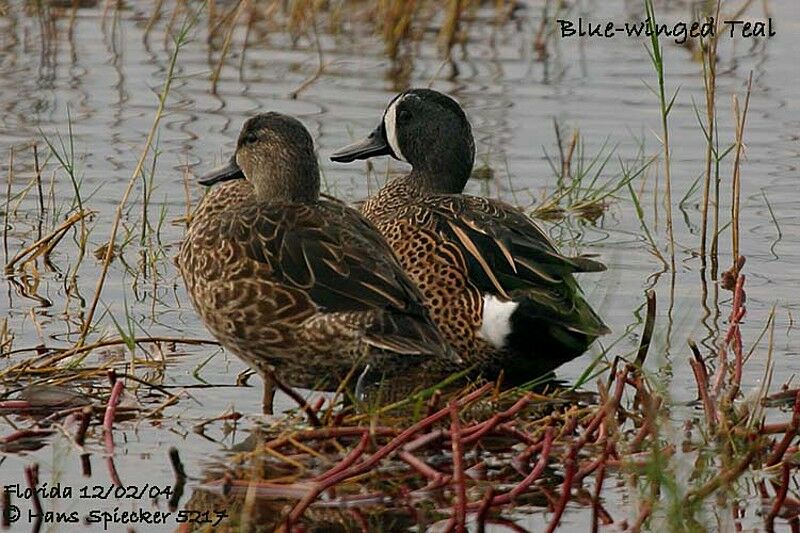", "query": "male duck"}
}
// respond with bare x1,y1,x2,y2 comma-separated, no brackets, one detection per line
331,89,609,384
177,112,455,413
